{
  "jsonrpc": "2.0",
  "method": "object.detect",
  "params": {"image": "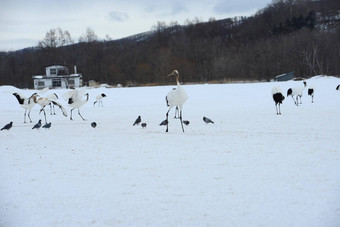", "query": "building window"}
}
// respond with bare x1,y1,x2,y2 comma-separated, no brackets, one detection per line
69,79,75,85
37,81,45,86
52,79,61,87
50,68,57,75
58,68,68,75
